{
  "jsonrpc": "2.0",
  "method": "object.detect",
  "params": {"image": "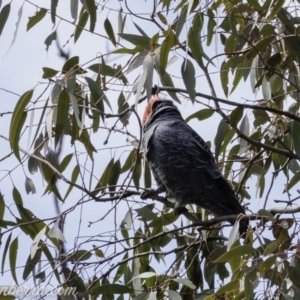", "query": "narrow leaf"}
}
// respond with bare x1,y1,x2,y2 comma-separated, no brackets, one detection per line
42,67,59,79
9,90,33,161
55,89,69,146
160,29,176,75
0,3,10,36
64,164,80,200
74,10,88,43
48,227,67,242
181,59,196,102
292,120,300,157
9,237,18,284
172,278,196,289
104,18,116,47
213,245,255,263
51,0,58,24
25,177,36,194
70,0,78,22
1,232,12,275
86,0,96,32
185,109,214,123
118,33,151,50
27,8,47,31
31,226,46,259
44,31,57,51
